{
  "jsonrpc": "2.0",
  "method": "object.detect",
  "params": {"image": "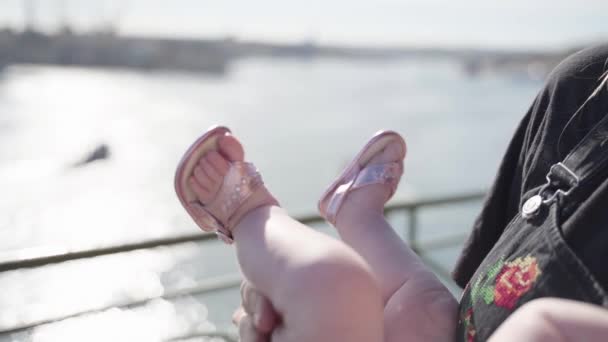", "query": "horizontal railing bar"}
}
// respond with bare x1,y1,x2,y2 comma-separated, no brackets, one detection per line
416,233,469,251
0,234,475,335
296,190,486,224
0,230,470,335
387,191,485,211
0,232,471,335
0,191,485,336
0,233,216,272
0,191,485,273
0,273,243,335
165,331,237,342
